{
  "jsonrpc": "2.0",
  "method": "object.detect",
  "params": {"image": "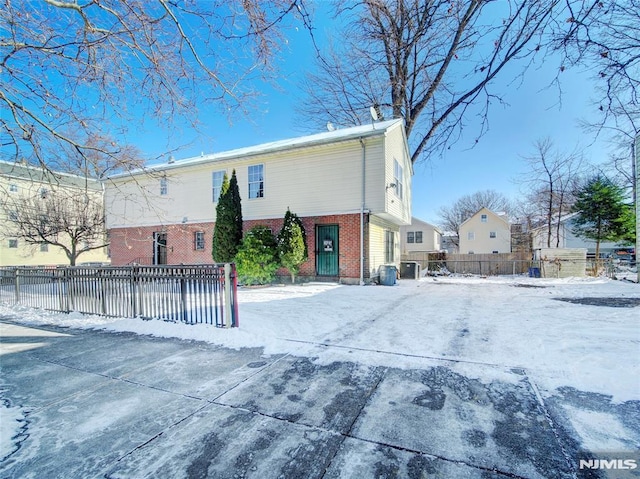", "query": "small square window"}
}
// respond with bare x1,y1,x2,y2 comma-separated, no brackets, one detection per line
9,184,18,193
40,188,48,199
467,232,475,240
489,231,496,238
9,239,18,248
407,232,414,243
40,242,48,252
415,231,423,243
194,231,205,250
